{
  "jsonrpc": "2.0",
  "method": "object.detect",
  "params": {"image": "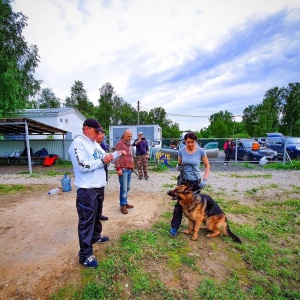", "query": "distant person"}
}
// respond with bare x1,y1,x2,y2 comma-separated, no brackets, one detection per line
69,118,115,268
133,132,150,180
115,129,135,214
169,132,210,237
96,131,109,221
224,138,234,166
